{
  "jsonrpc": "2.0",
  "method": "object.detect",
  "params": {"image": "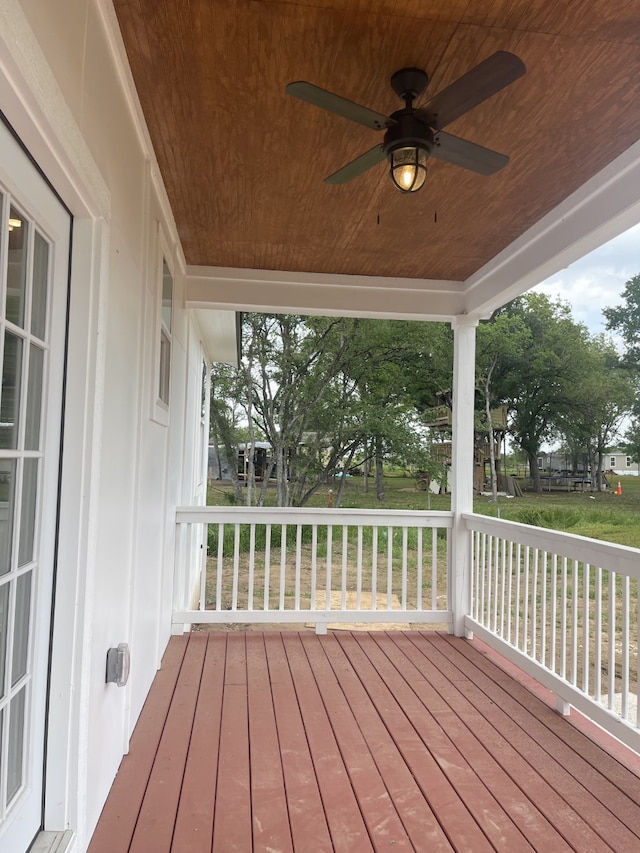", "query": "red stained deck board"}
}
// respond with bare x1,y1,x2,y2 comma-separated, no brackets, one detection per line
369,632,569,851
405,633,617,853
460,635,640,809
129,634,207,852
356,631,550,852
89,631,640,853
212,643,252,852
87,634,189,853
172,634,227,853
281,633,374,853
298,633,414,850
263,633,334,852
245,633,294,853
334,632,495,853
430,633,640,848
317,634,455,852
